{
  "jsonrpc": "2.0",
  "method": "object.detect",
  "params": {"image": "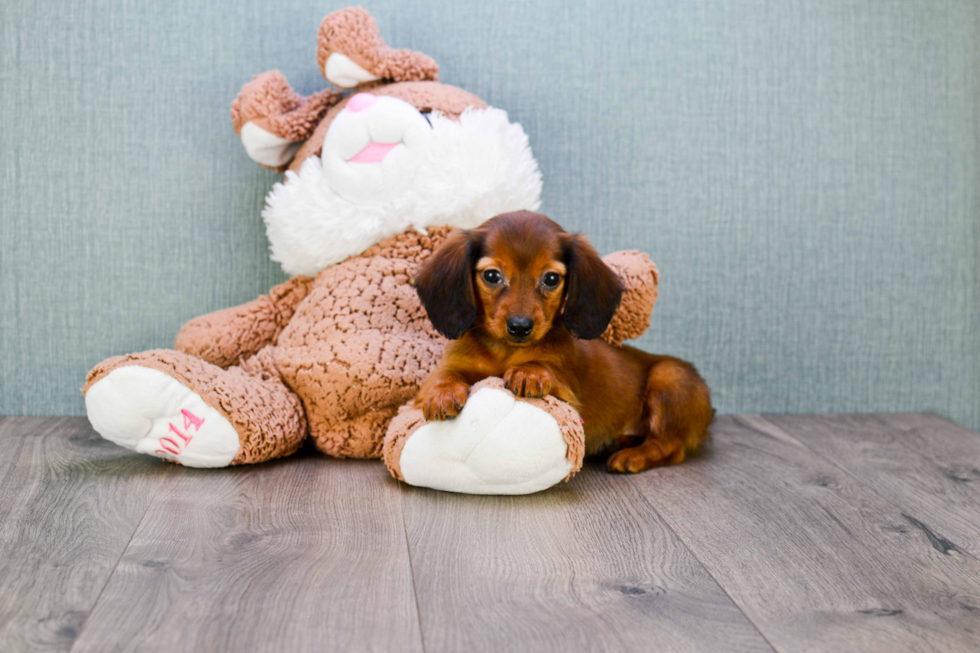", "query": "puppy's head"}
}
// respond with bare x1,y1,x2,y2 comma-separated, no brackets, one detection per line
414,211,623,344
